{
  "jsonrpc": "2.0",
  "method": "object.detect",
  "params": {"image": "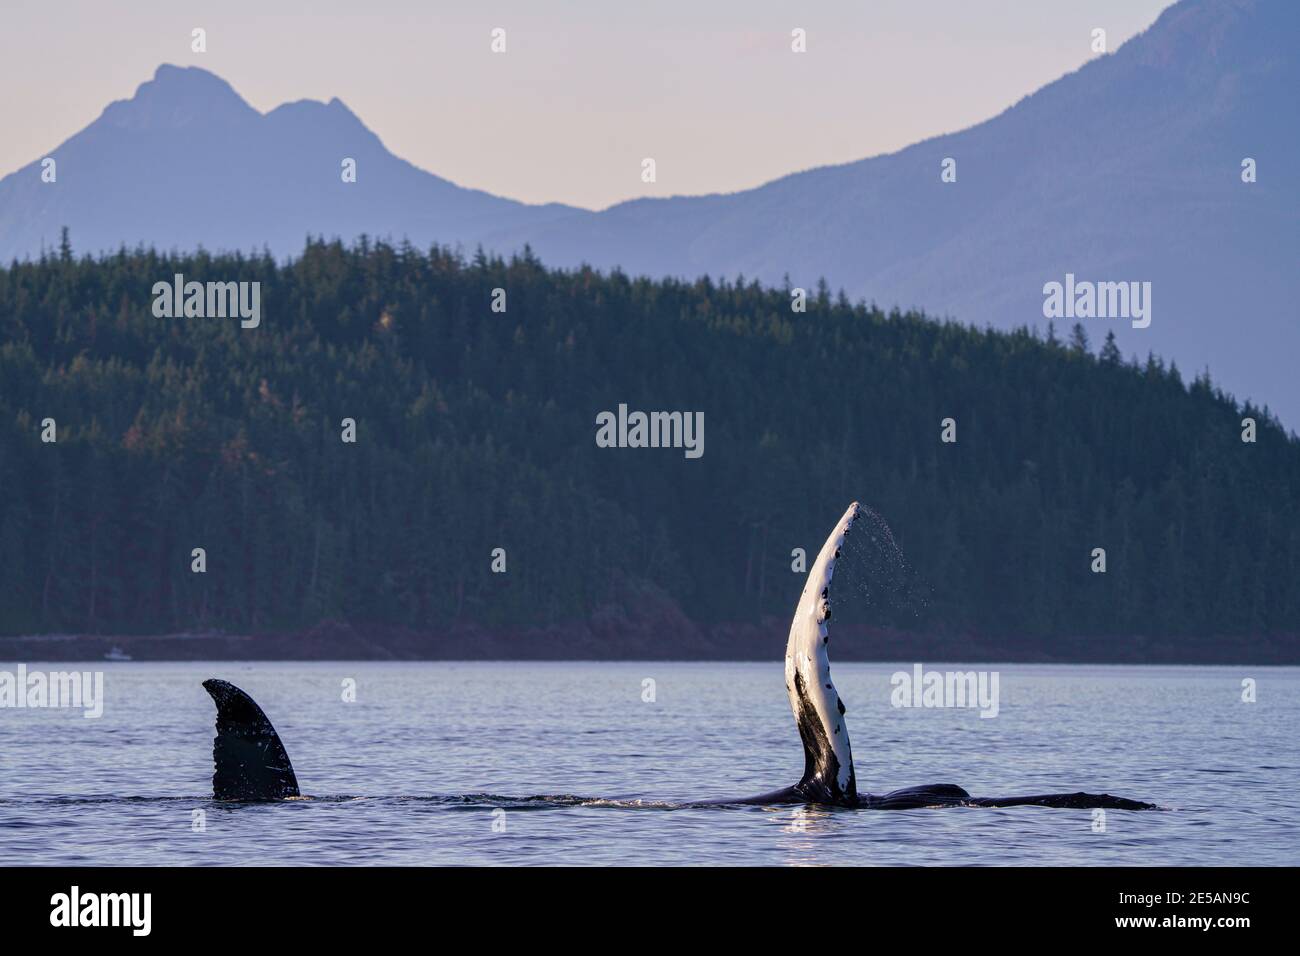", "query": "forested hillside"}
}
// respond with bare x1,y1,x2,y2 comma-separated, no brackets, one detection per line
2,238,1297,659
